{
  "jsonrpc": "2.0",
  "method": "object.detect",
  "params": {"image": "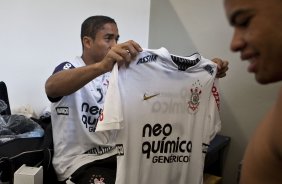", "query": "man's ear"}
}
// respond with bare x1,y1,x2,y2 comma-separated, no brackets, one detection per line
82,36,92,49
